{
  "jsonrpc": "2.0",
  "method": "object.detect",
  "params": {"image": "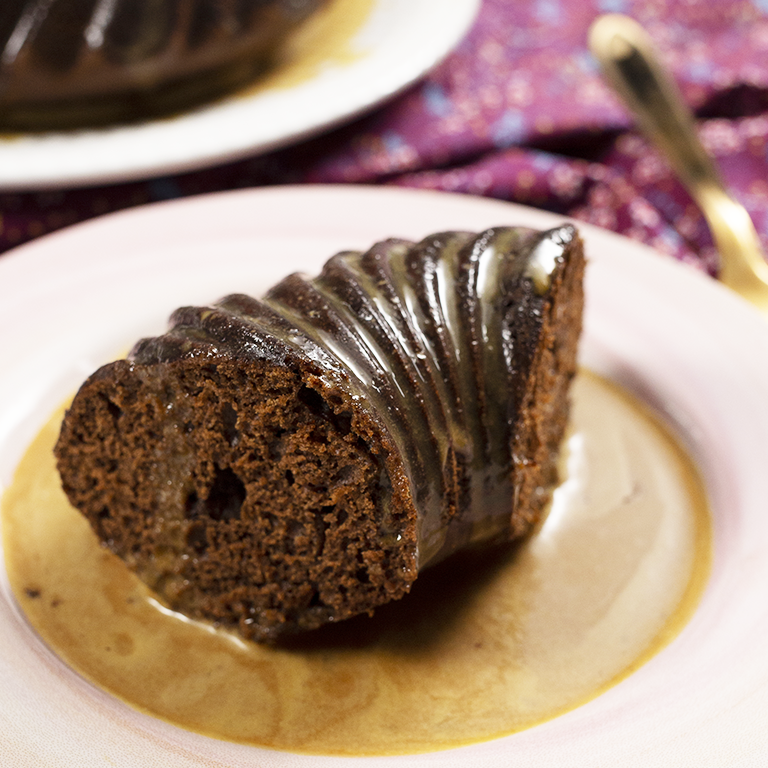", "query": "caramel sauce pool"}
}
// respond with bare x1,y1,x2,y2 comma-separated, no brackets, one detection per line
1,371,711,756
